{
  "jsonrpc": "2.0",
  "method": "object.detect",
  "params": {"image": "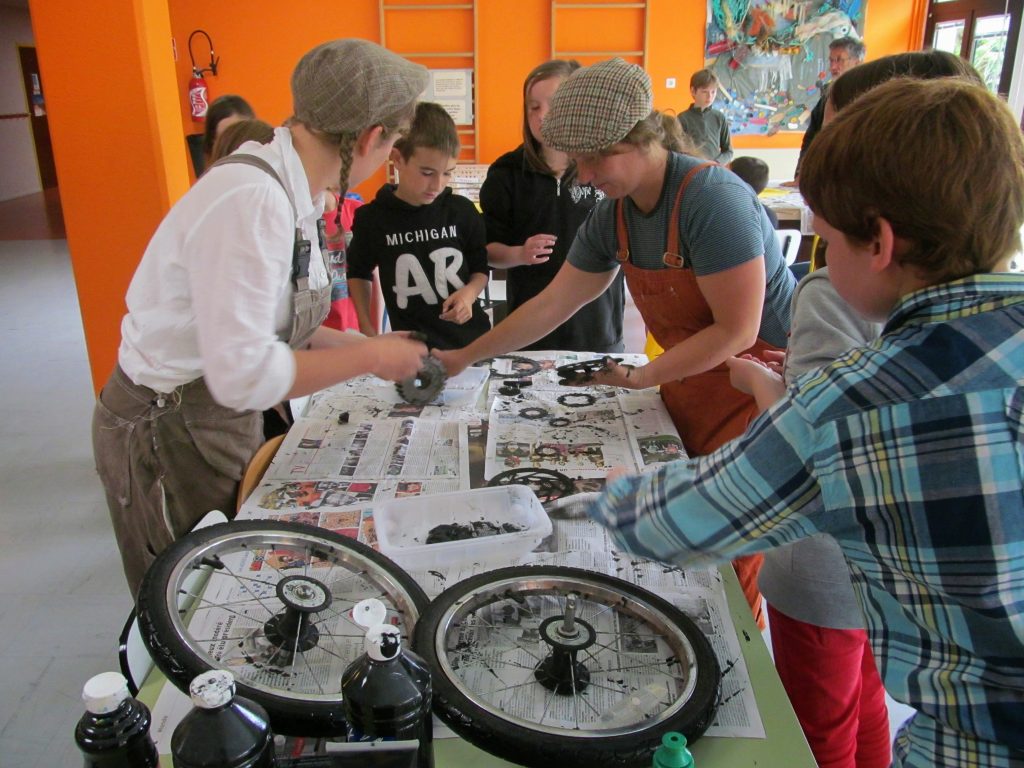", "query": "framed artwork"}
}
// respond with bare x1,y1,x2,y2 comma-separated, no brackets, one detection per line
705,0,866,135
